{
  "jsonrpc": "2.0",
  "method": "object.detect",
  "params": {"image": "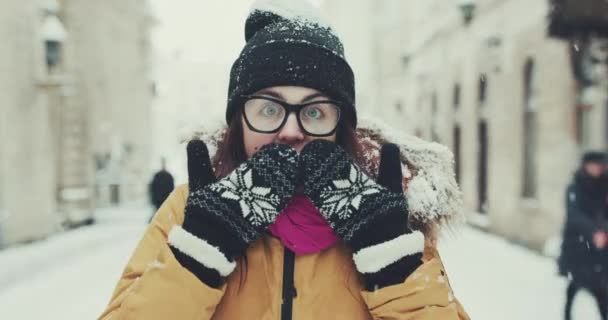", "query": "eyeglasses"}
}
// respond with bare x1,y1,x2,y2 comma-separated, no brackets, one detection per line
241,95,342,137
